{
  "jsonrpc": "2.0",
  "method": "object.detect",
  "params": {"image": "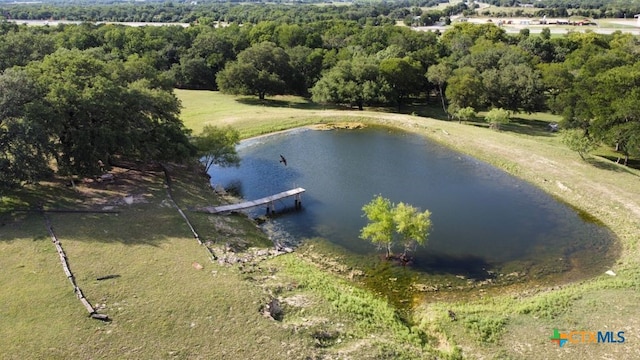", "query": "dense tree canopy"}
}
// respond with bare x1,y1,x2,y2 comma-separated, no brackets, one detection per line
0,68,52,188
31,48,194,176
311,56,386,110
216,41,293,99
379,57,424,111
2,6,640,186
1,47,195,188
